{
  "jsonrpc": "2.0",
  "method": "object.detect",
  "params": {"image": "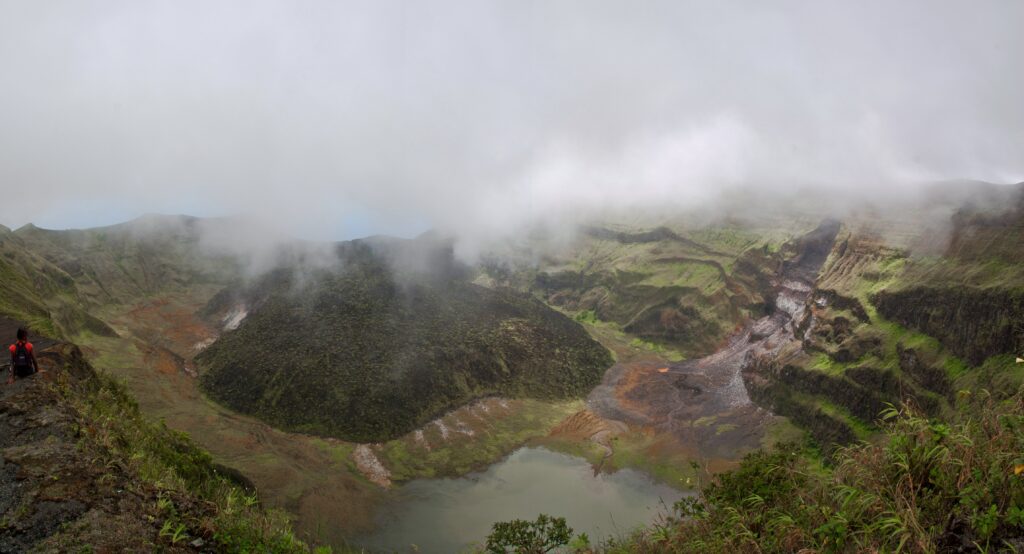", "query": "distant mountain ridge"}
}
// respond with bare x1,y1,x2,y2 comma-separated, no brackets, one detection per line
0,217,615,443
0,180,1020,450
